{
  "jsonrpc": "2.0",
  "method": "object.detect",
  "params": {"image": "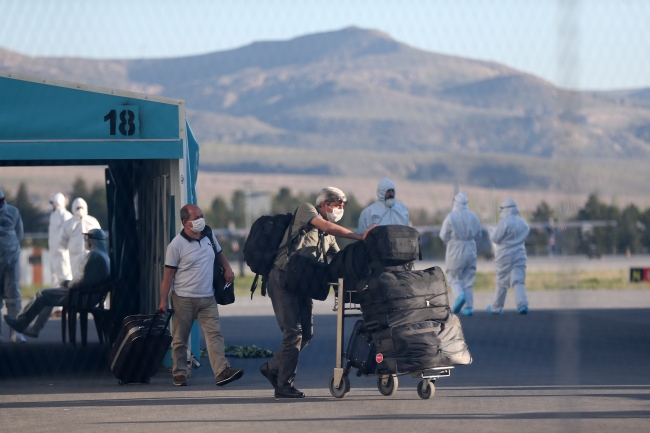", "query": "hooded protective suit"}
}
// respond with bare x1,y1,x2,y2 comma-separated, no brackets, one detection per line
48,193,72,285
489,199,530,311
11,229,110,338
0,189,25,342
440,192,481,310
357,178,409,233
60,198,101,279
